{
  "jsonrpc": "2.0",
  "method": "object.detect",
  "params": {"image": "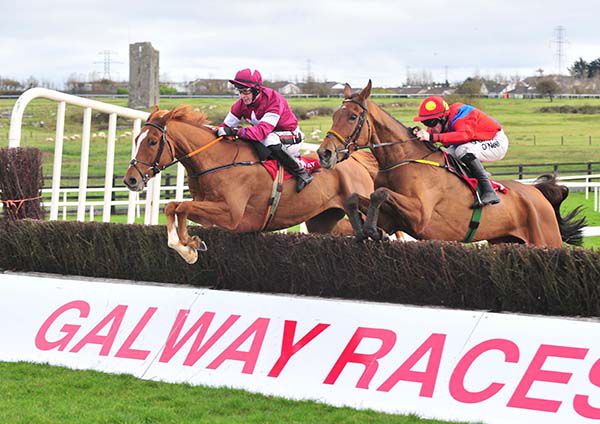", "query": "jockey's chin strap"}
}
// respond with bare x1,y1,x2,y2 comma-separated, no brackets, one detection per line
325,98,372,160
129,121,224,185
